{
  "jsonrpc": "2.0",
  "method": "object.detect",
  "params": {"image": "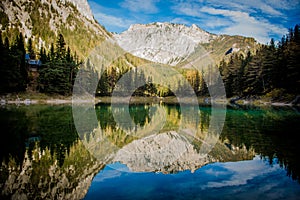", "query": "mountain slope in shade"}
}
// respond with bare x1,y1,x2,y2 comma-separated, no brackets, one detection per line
0,0,110,59
114,22,259,66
